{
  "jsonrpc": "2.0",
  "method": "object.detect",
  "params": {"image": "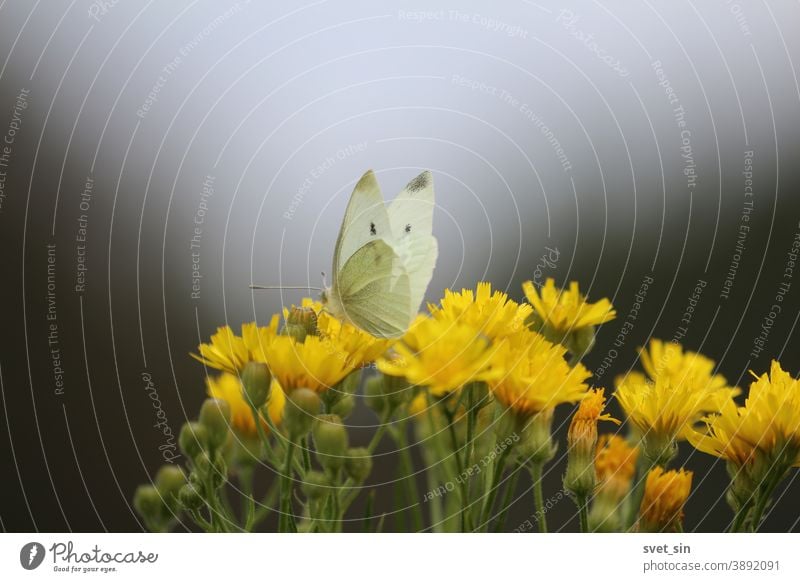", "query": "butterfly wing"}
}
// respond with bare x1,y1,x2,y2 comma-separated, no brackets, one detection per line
332,238,412,338
332,170,393,281
387,171,438,318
